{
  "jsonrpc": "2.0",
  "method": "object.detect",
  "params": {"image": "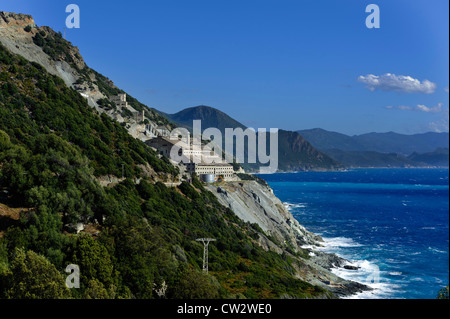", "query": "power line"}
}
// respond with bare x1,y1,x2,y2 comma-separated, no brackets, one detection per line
196,238,216,273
